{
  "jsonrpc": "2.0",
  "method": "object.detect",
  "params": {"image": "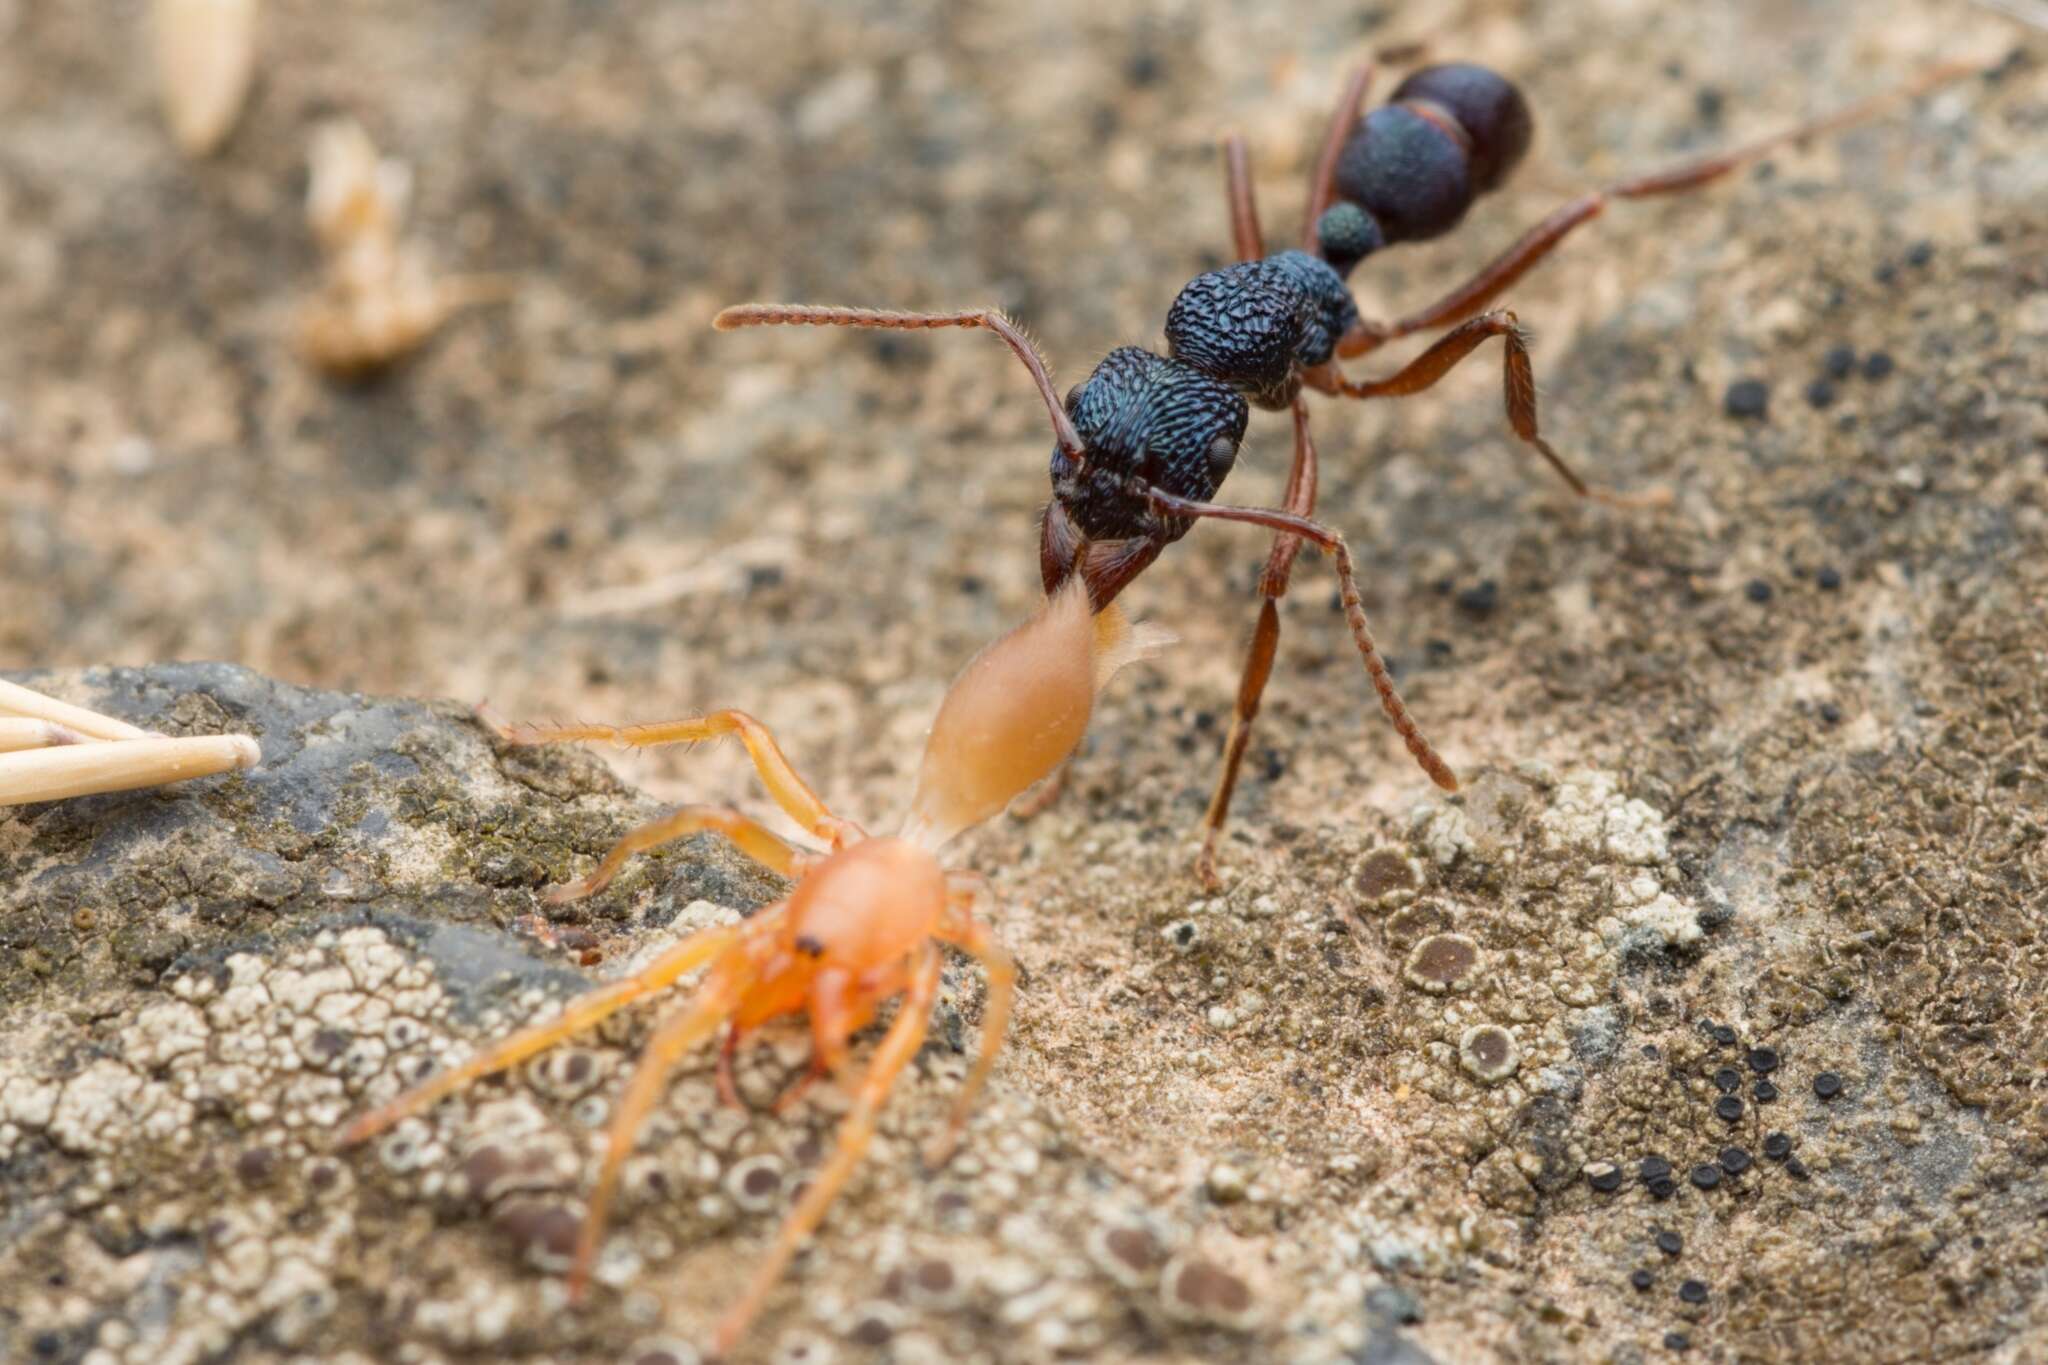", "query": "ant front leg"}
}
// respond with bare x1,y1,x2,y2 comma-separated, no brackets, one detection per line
1197,400,1320,887
1341,59,1985,355
1317,310,1668,509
